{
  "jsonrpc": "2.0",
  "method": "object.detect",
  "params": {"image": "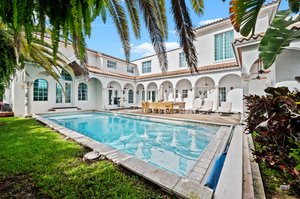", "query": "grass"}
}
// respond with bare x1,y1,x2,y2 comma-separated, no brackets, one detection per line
0,117,168,198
